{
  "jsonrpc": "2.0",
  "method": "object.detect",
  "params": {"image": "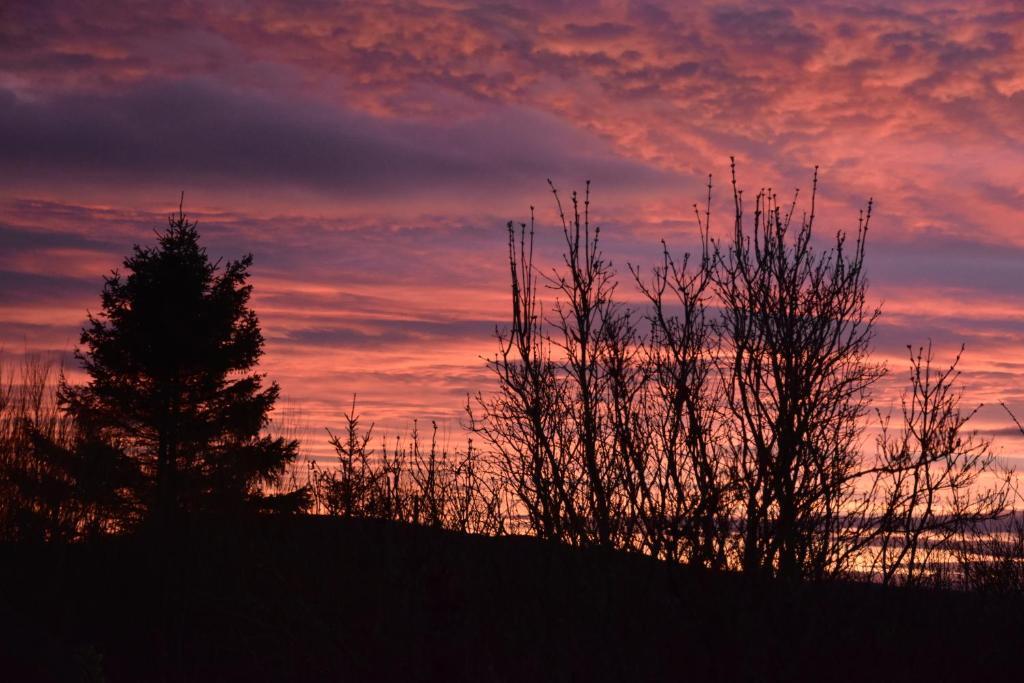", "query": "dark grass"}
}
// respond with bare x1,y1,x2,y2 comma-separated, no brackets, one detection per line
1,515,1022,682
